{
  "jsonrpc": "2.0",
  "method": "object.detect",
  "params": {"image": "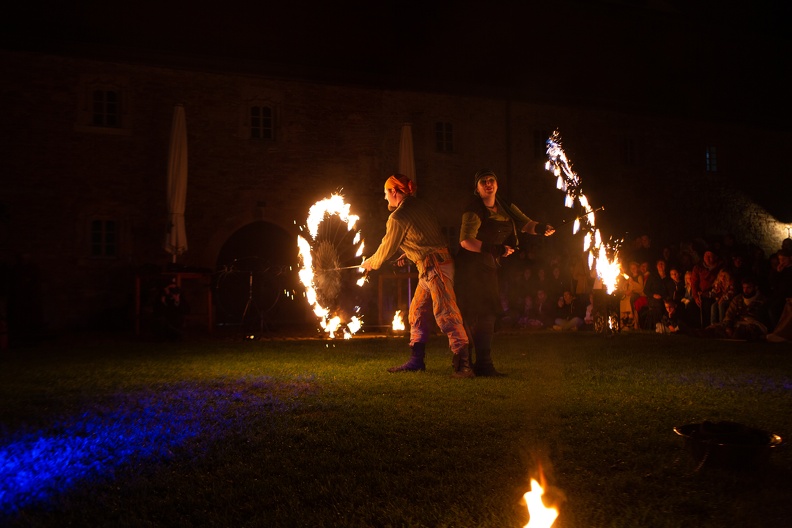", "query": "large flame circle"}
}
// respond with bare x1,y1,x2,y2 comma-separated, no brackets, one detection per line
297,194,366,338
